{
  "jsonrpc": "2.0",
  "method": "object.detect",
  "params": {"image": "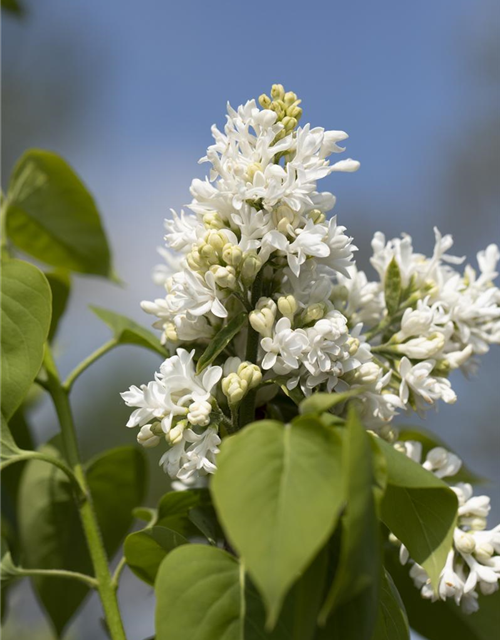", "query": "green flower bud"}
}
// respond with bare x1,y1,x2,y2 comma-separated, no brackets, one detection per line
271,84,285,101
281,116,297,132
259,93,272,109
205,230,226,253
284,91,298,107
307,209,326,224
